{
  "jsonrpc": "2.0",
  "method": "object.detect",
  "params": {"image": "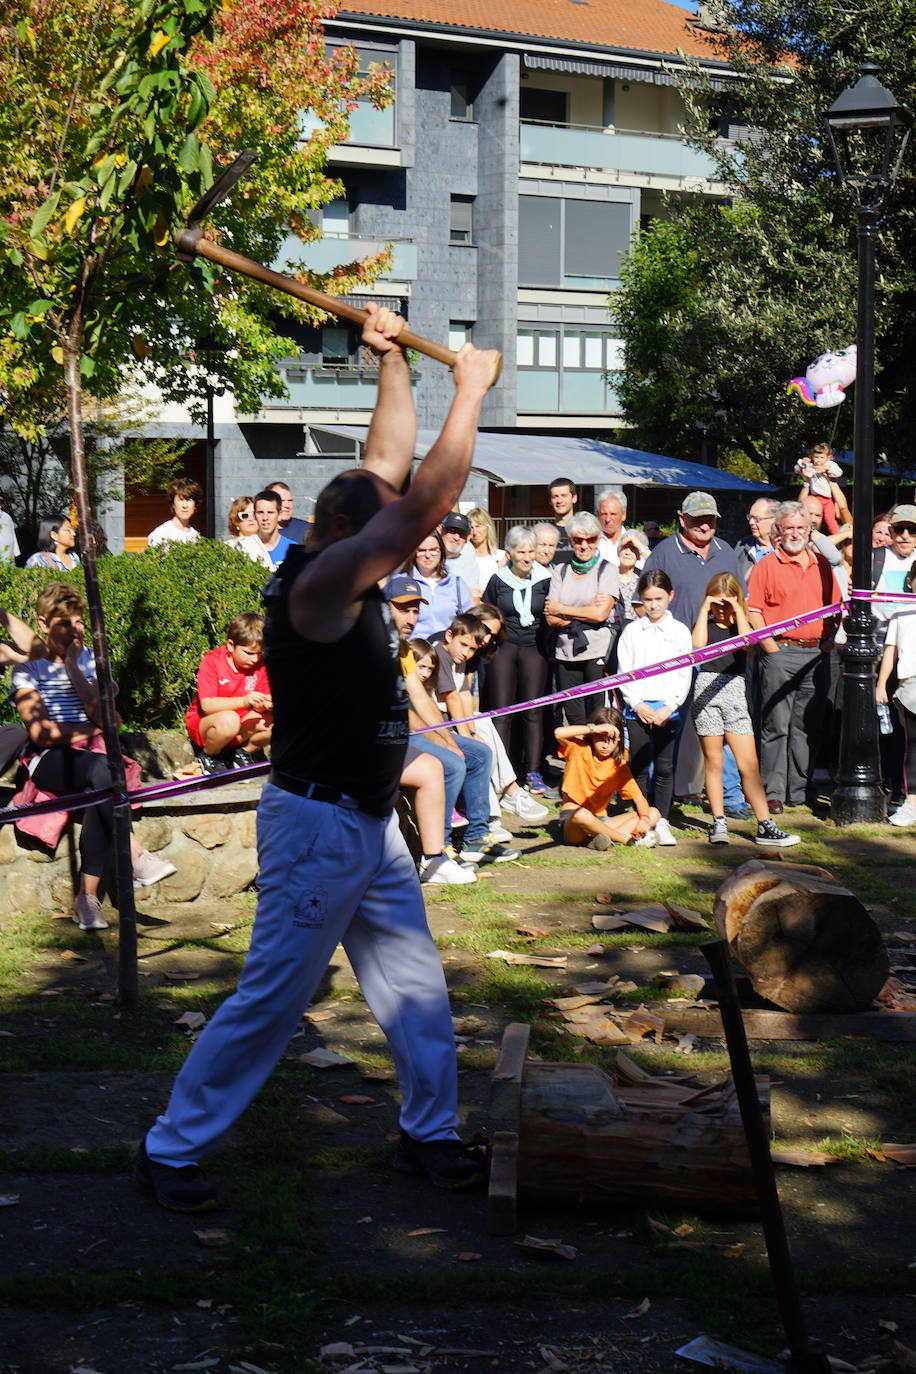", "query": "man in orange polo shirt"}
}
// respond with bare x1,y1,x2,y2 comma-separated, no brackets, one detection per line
747,500,841,810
